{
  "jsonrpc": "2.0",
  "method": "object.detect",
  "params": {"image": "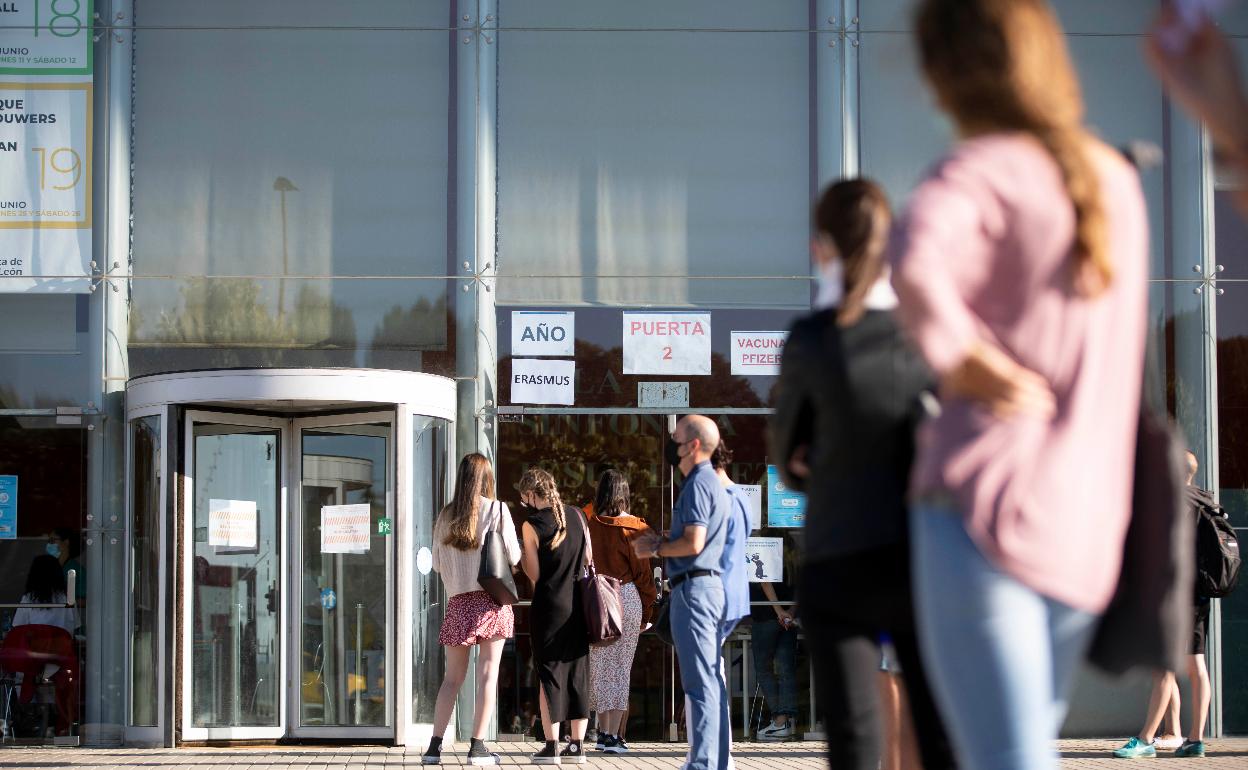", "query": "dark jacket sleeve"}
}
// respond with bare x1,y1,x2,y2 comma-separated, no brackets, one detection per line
769,318,821,493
